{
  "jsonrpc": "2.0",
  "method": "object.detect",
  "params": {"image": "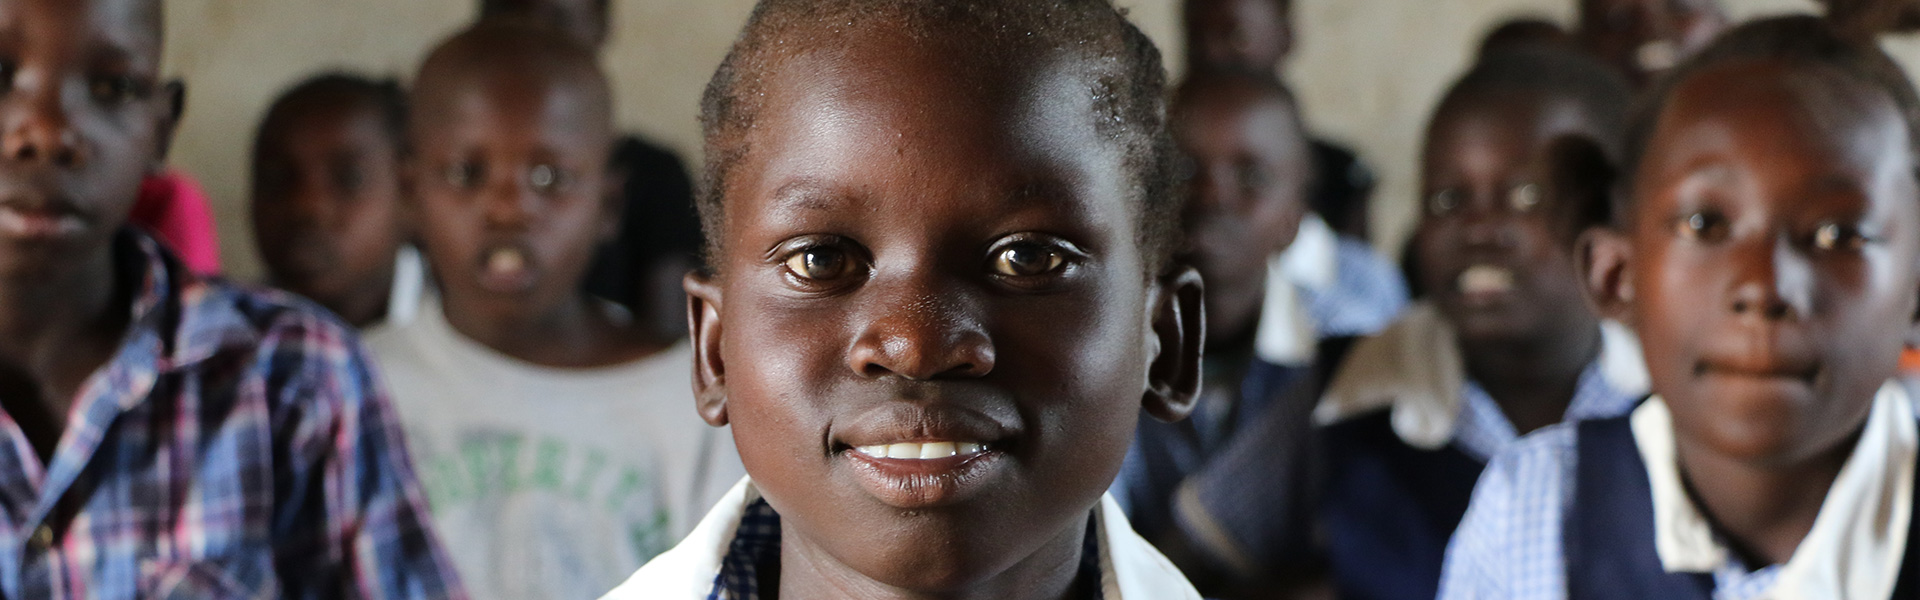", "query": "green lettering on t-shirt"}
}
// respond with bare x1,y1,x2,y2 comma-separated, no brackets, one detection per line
532,438,567,492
